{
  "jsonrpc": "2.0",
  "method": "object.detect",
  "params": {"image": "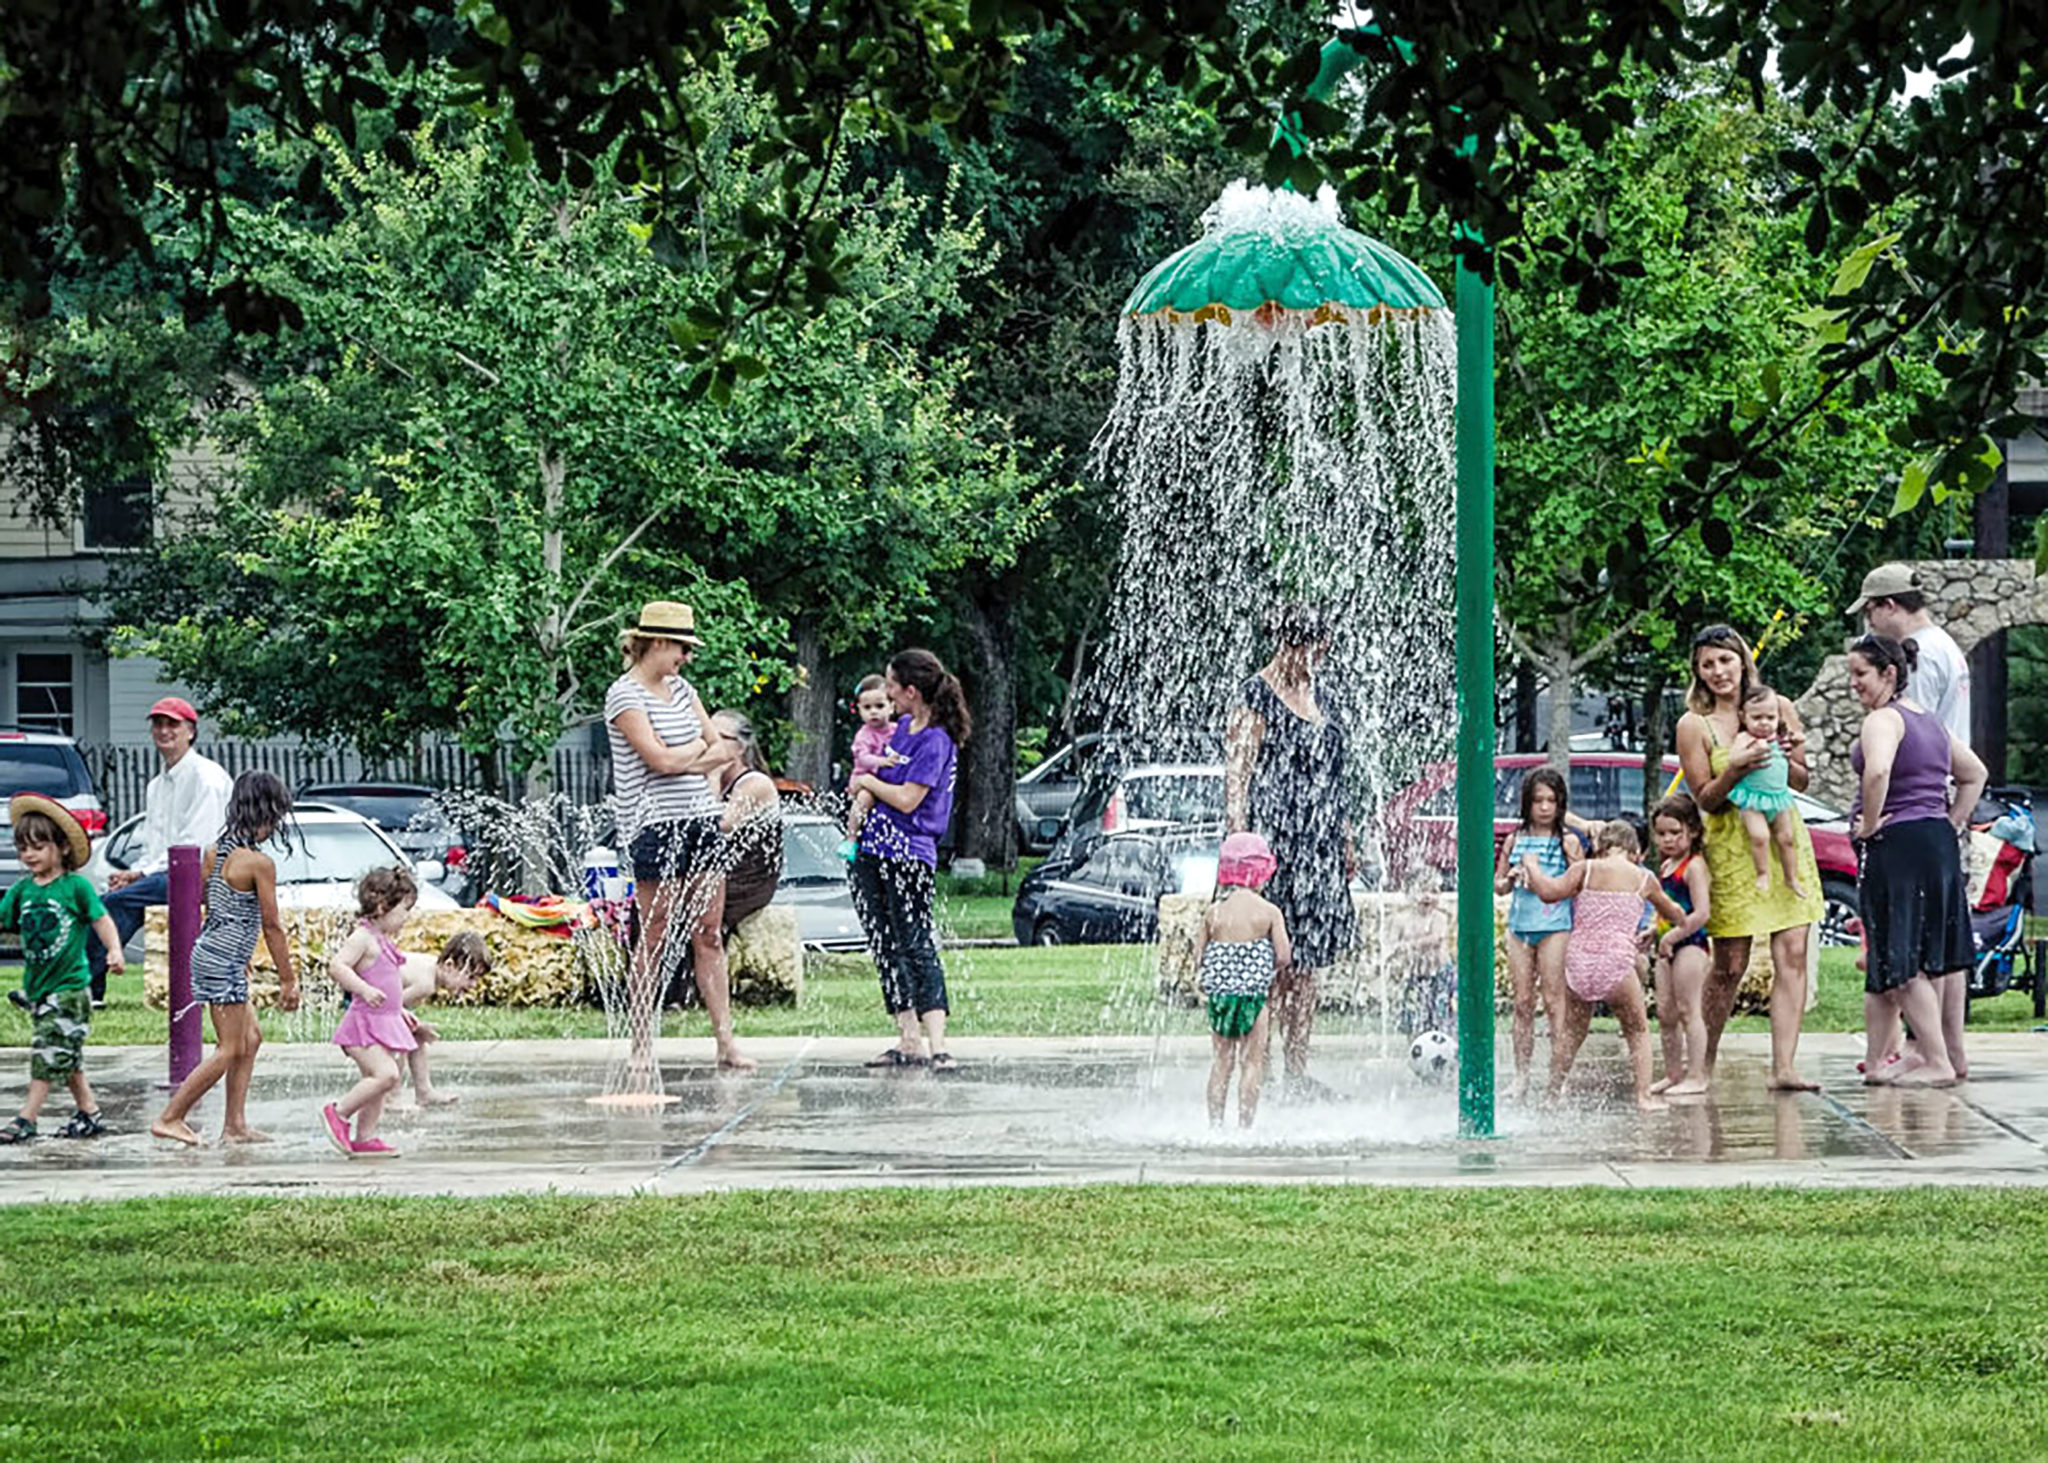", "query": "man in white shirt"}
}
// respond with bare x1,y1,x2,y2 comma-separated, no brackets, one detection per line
89,697,235,1004
1847,563,1973,746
